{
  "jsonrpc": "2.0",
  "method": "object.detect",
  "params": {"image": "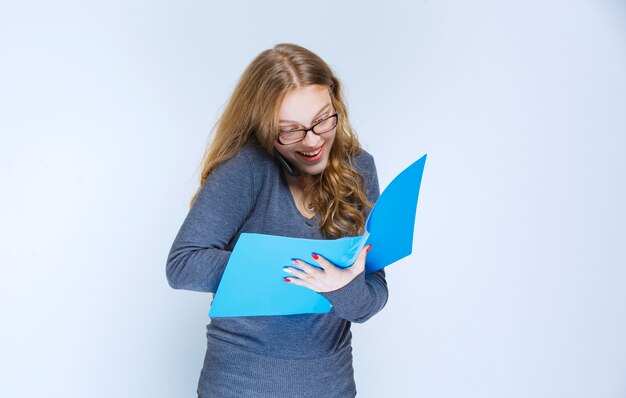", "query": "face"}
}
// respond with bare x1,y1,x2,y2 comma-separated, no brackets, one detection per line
274,84,337,178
